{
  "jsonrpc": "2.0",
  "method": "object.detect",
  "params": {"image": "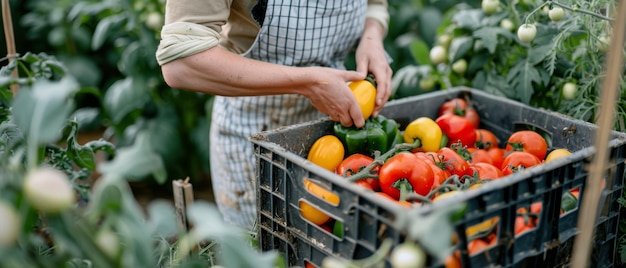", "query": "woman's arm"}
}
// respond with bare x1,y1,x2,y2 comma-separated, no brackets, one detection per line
355,17,393,118
161,46,368,127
